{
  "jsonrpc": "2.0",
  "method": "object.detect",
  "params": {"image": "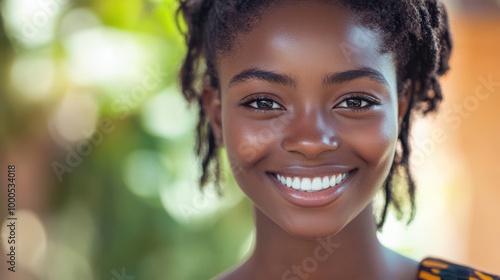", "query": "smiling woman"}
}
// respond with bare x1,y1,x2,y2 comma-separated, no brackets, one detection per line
177,0,498,279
